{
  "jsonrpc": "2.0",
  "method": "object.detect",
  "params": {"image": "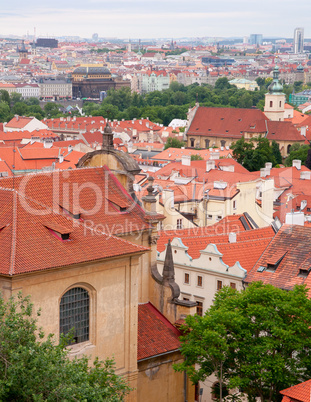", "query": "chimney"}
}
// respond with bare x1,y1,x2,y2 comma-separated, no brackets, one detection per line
181,155,191,166
285,211,305,226
265,162,272,175
162,189,174,209
300,171,311,180
59,154,64,163
301,126,306,137
229,232,237,243
292,160,301,170
206,160,215,172
260,168,269,177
